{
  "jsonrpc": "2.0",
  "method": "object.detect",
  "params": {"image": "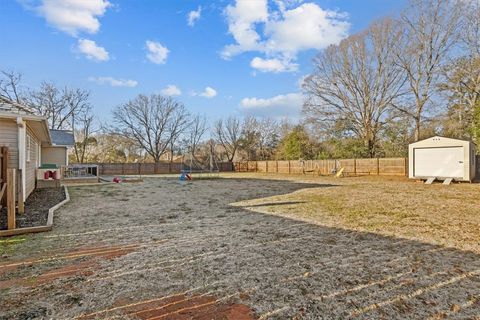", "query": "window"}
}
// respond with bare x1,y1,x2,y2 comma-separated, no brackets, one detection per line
26,135,31,162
